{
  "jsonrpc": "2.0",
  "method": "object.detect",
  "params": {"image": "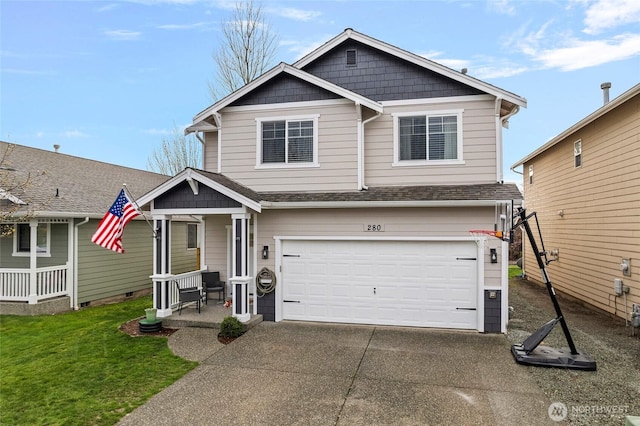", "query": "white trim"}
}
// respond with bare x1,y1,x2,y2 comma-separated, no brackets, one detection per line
224,98,352,113
574,139,582,168
12,222,51,257
255,115,319,169
392,109,464,165
381,94,494,107
0,188,26,205
151,208,248,216
261,199,519,210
